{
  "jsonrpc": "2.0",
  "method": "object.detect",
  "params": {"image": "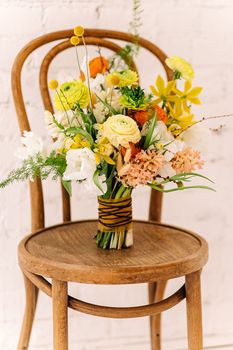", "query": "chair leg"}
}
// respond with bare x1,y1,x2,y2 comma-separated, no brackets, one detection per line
185,270,203,350
52,279,68,350
17,273,39,350
148,280,167,350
